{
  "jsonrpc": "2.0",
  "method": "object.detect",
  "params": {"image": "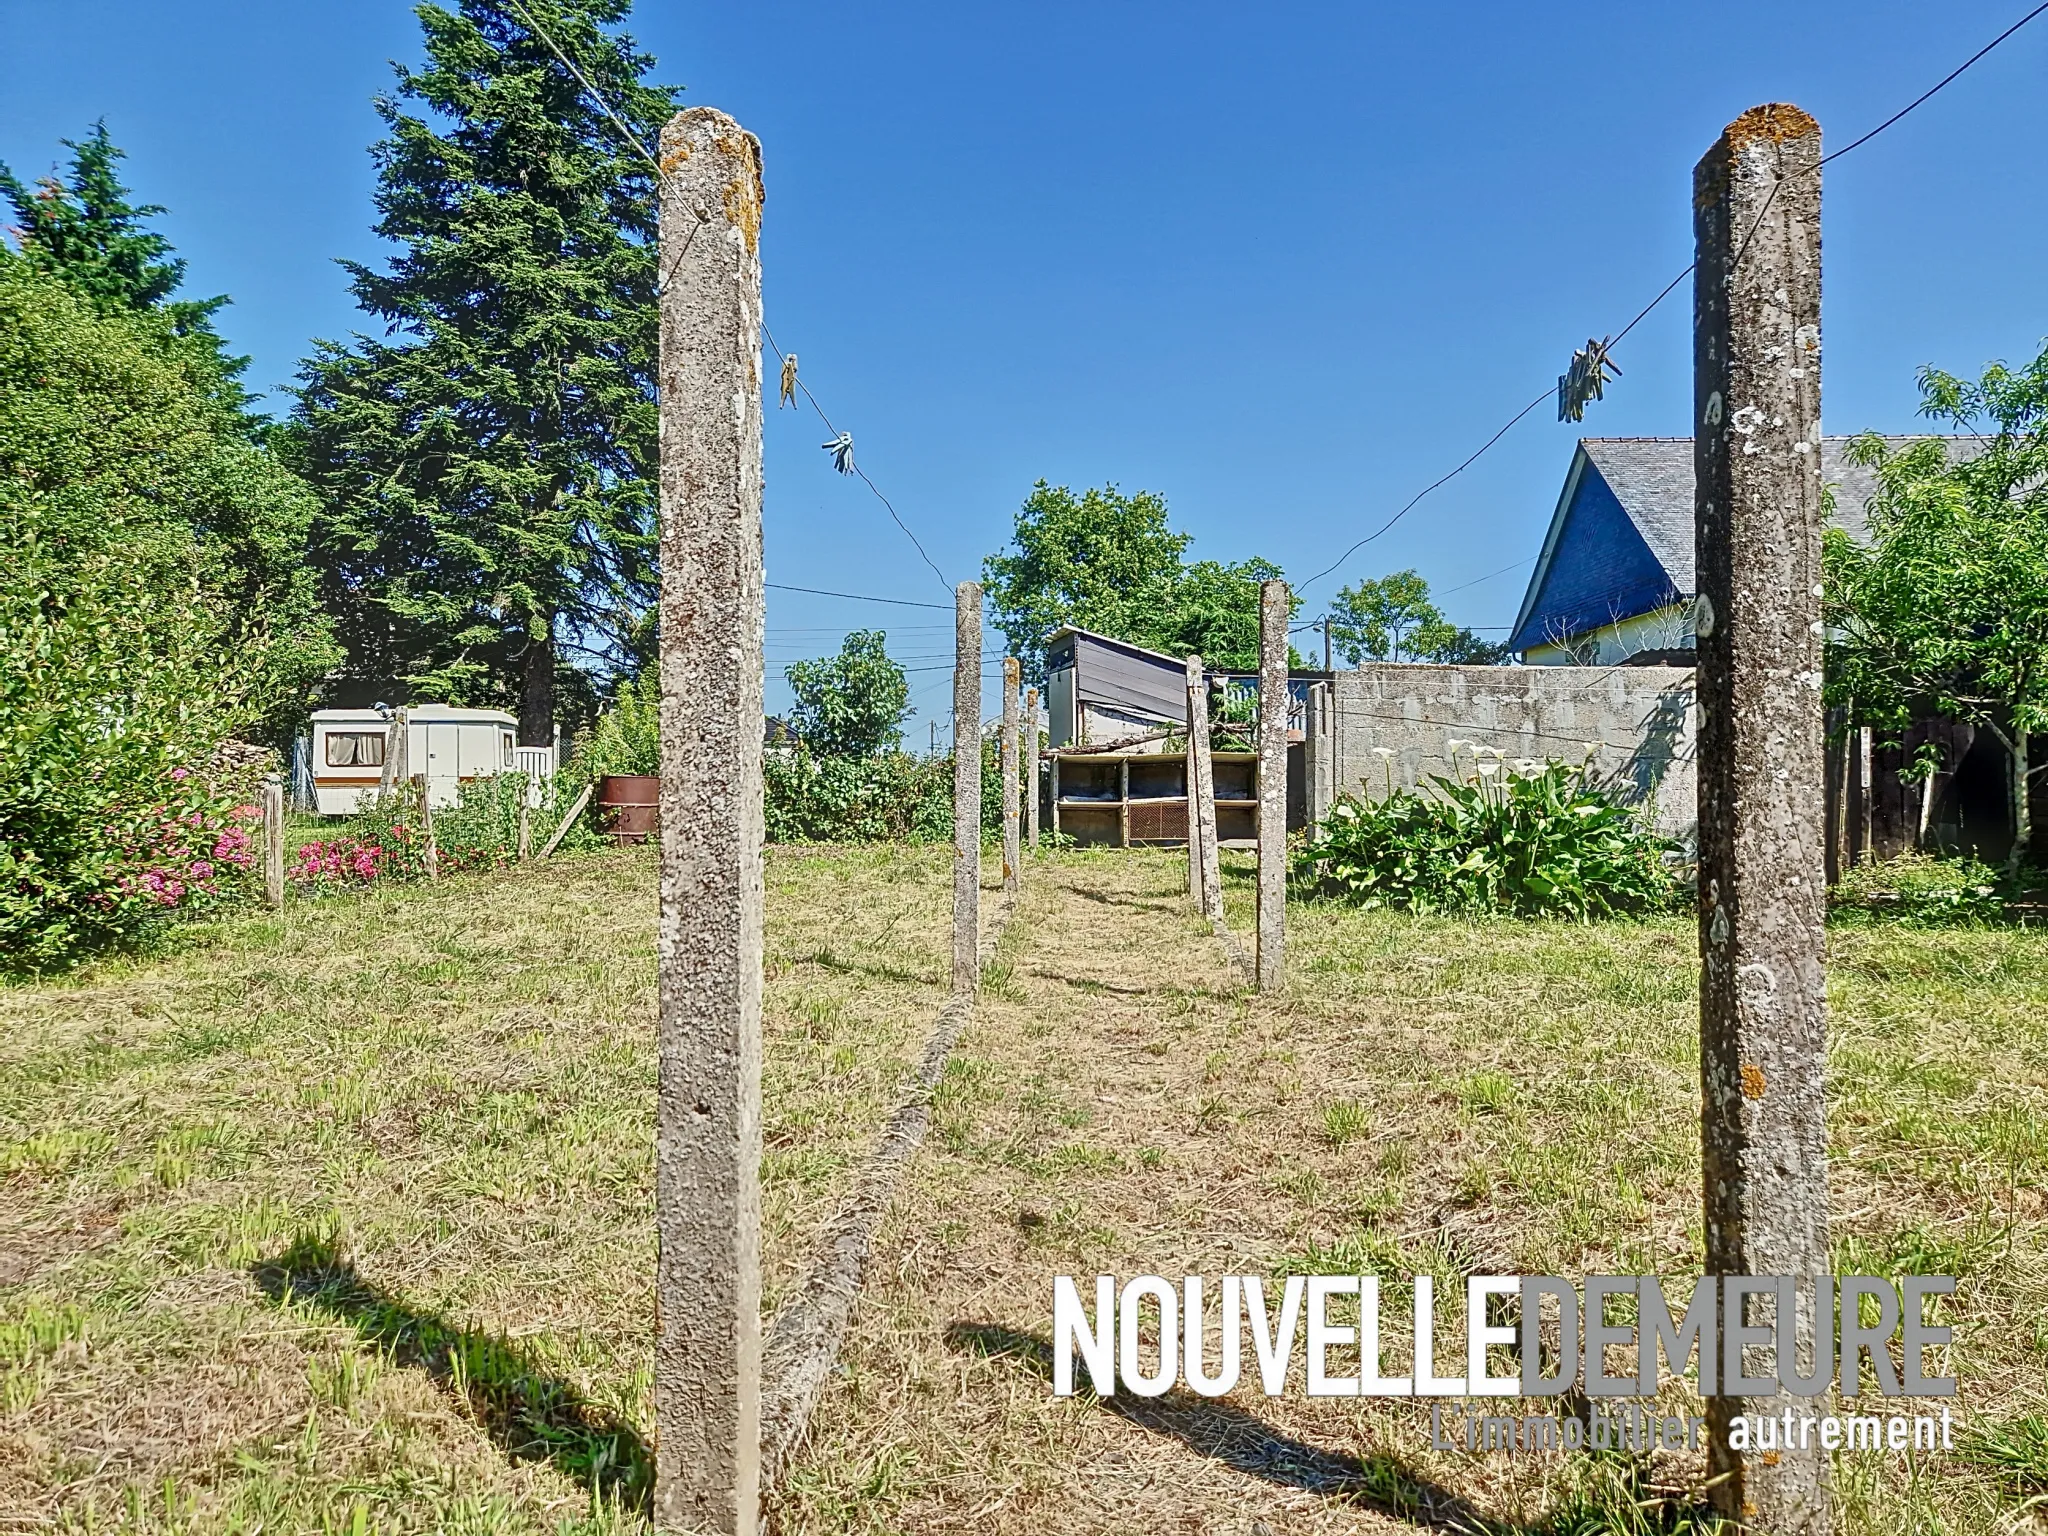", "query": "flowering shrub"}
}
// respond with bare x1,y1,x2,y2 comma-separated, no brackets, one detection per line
1292,750,1679,920
122,792,260,909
